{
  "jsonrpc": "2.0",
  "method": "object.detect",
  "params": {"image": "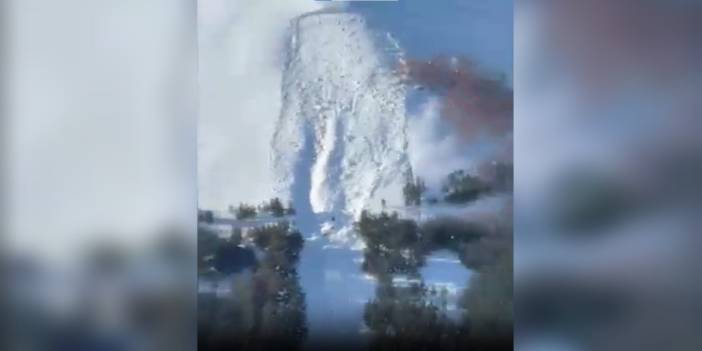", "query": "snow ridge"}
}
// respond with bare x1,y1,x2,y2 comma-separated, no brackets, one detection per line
272,11,410,238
